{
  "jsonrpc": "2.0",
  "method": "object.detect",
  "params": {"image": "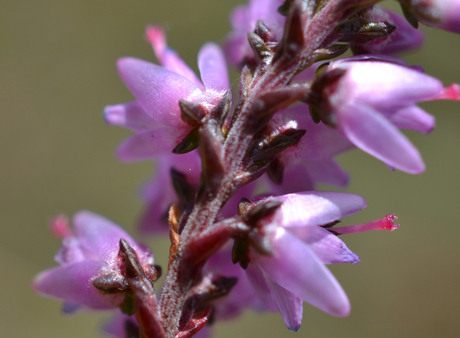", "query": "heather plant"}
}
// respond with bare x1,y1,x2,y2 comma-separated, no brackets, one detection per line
32,1,460,337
